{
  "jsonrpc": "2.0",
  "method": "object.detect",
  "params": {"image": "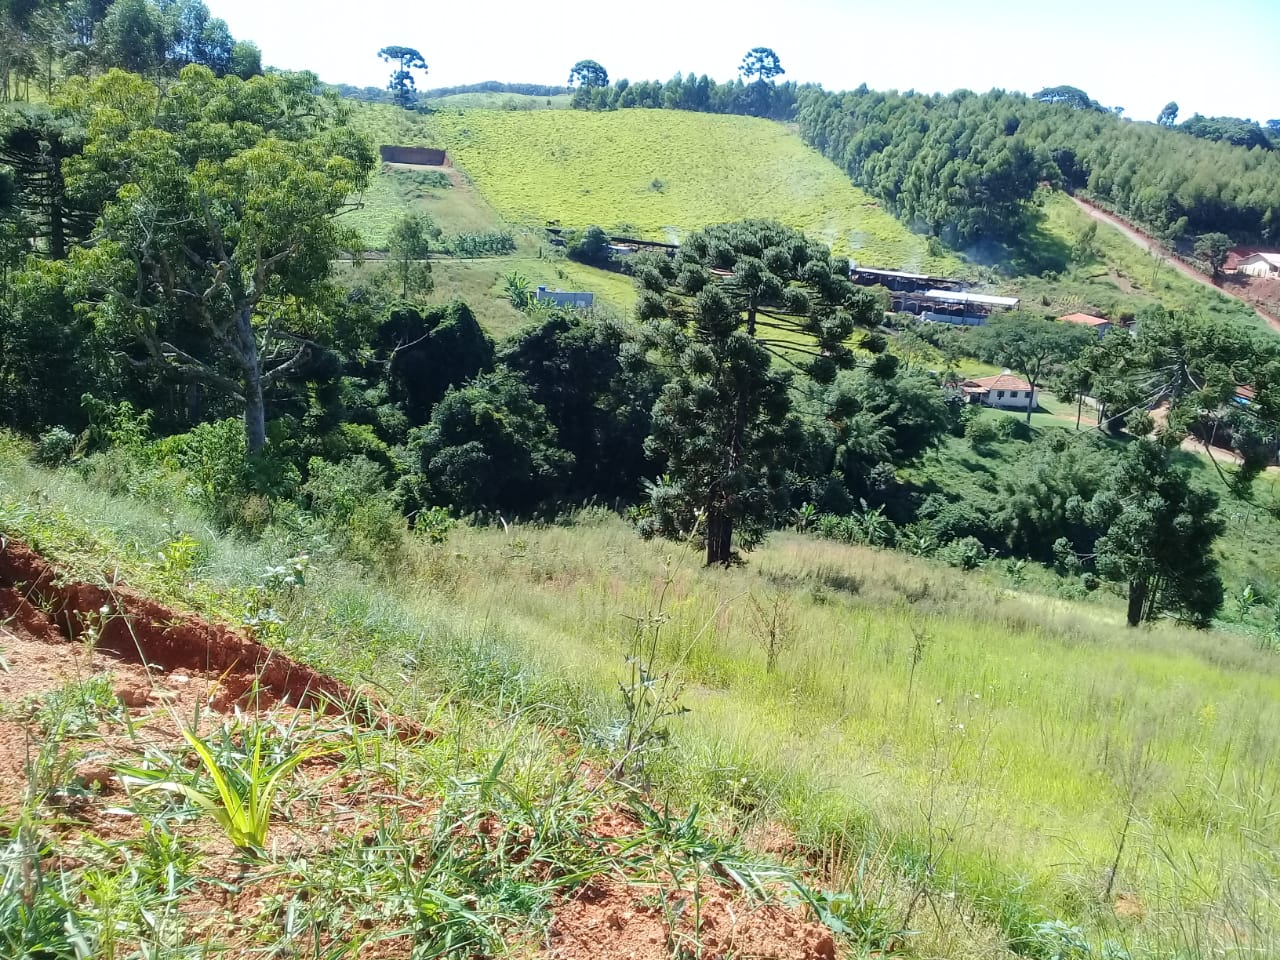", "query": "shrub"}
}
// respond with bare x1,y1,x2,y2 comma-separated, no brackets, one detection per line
937,535,988,570
34,426,76,466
